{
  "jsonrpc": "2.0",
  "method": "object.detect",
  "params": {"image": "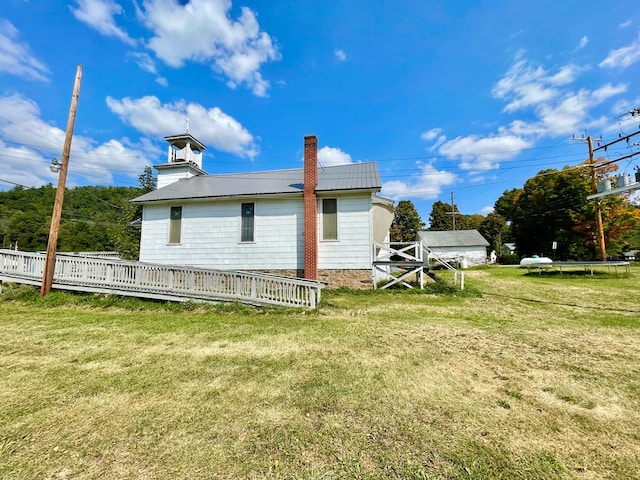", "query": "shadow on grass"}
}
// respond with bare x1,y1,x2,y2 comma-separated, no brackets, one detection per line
523,270,618,278
327,281,482,298
0,282,281,315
